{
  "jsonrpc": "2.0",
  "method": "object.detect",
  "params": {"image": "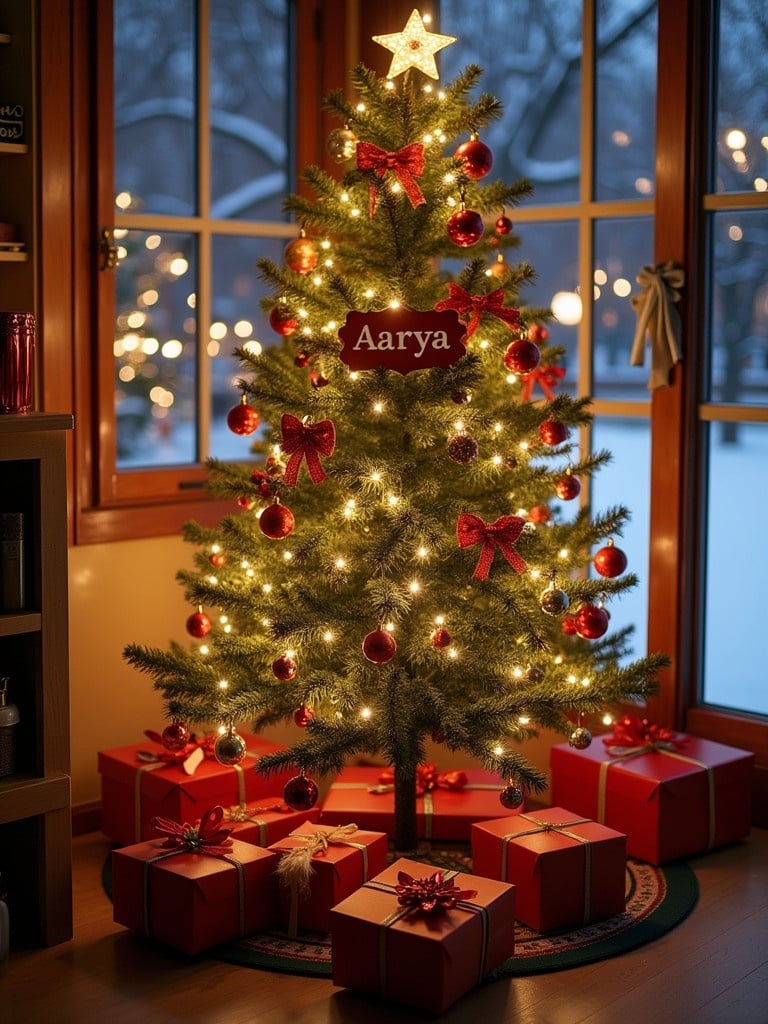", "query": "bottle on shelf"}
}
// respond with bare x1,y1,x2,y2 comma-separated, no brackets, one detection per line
0,676,19,777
